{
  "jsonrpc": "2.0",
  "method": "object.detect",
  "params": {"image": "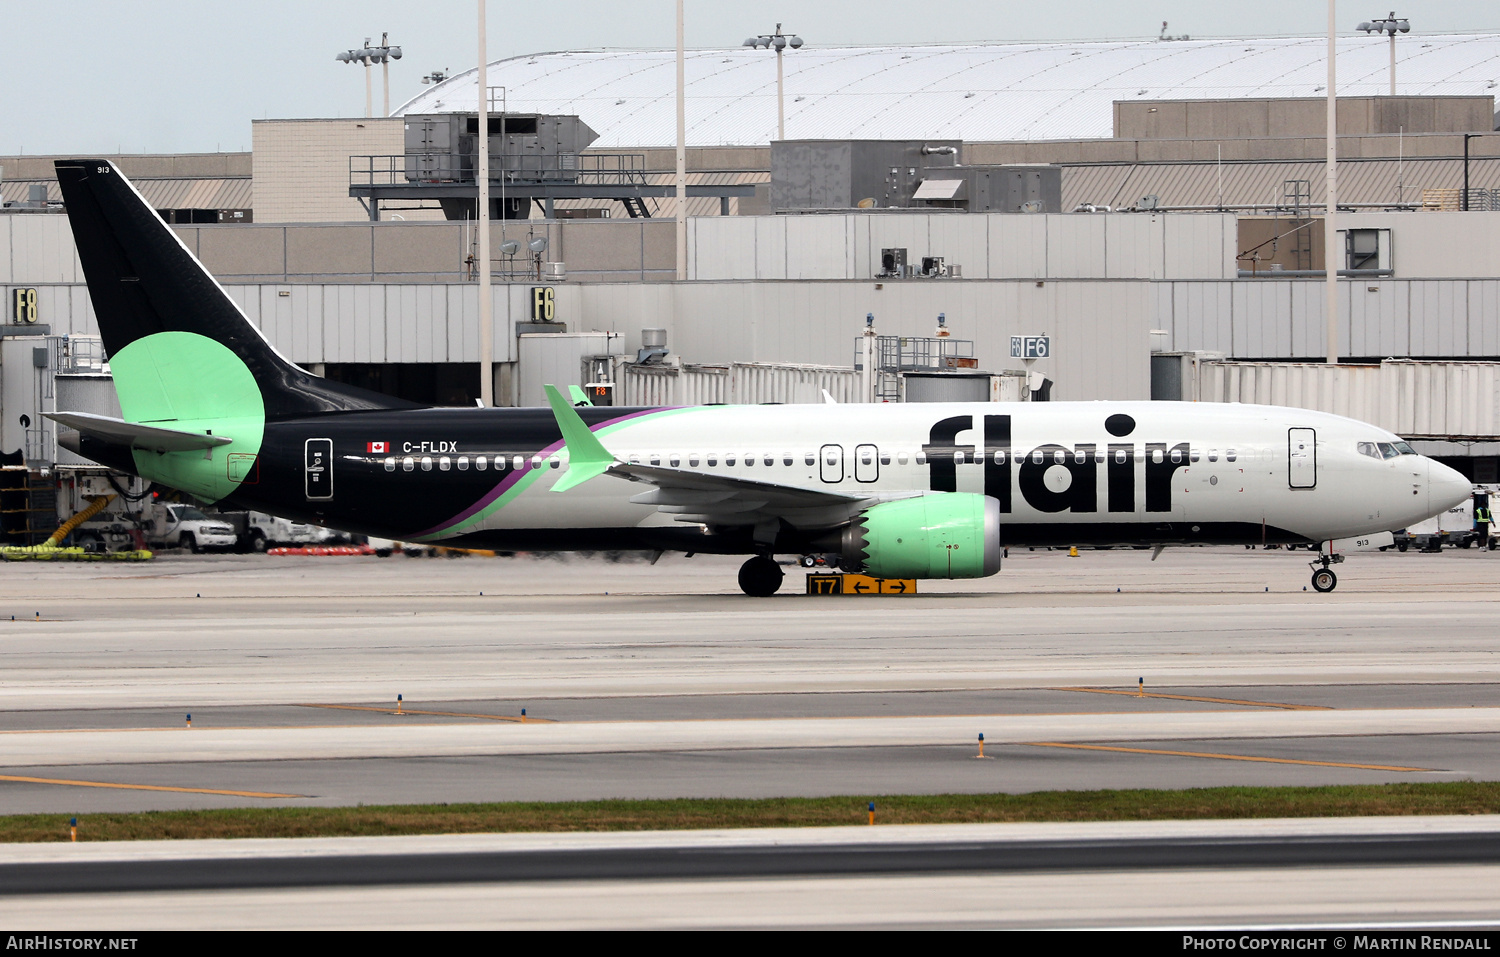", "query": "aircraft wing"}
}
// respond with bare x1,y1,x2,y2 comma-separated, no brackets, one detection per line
46,411,233,453
540,384,883,531
610,461,870,530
